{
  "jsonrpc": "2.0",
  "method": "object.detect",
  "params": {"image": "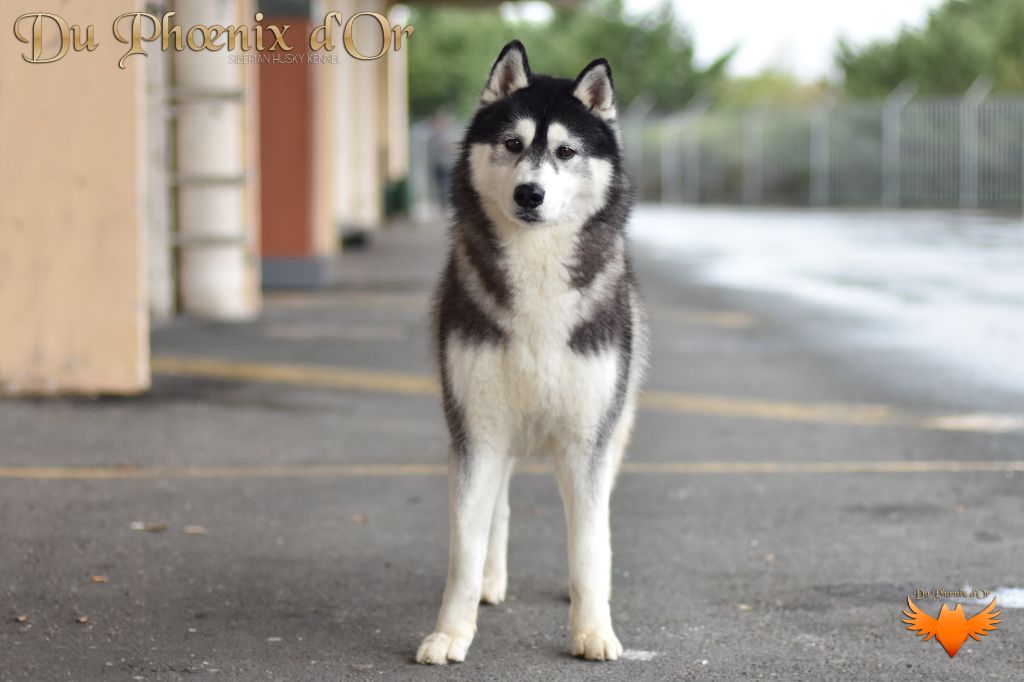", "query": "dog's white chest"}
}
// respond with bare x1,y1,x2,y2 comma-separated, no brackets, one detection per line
446,333,618,451
445,226,620,449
